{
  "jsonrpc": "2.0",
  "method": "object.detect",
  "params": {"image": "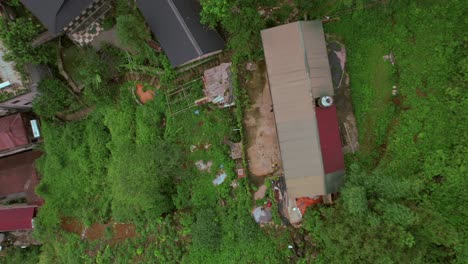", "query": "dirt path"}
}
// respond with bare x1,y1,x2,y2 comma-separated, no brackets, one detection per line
56,106,95,121
327,39,359,154
244,61,282,184
61,218,136,244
